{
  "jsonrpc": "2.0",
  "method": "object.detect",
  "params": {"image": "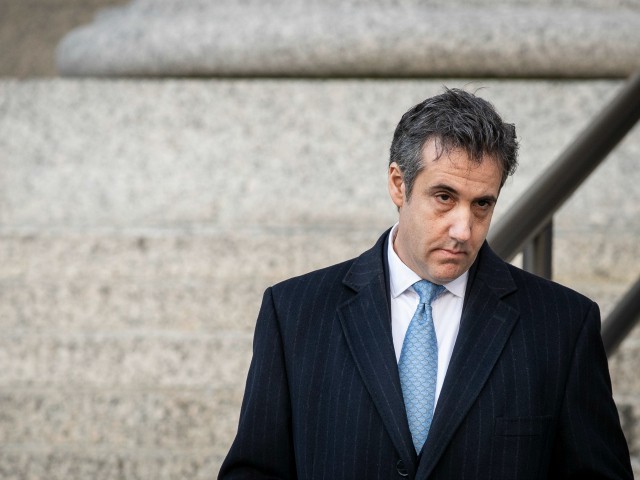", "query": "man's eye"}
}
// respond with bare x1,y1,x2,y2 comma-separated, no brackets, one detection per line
437,194,451,202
